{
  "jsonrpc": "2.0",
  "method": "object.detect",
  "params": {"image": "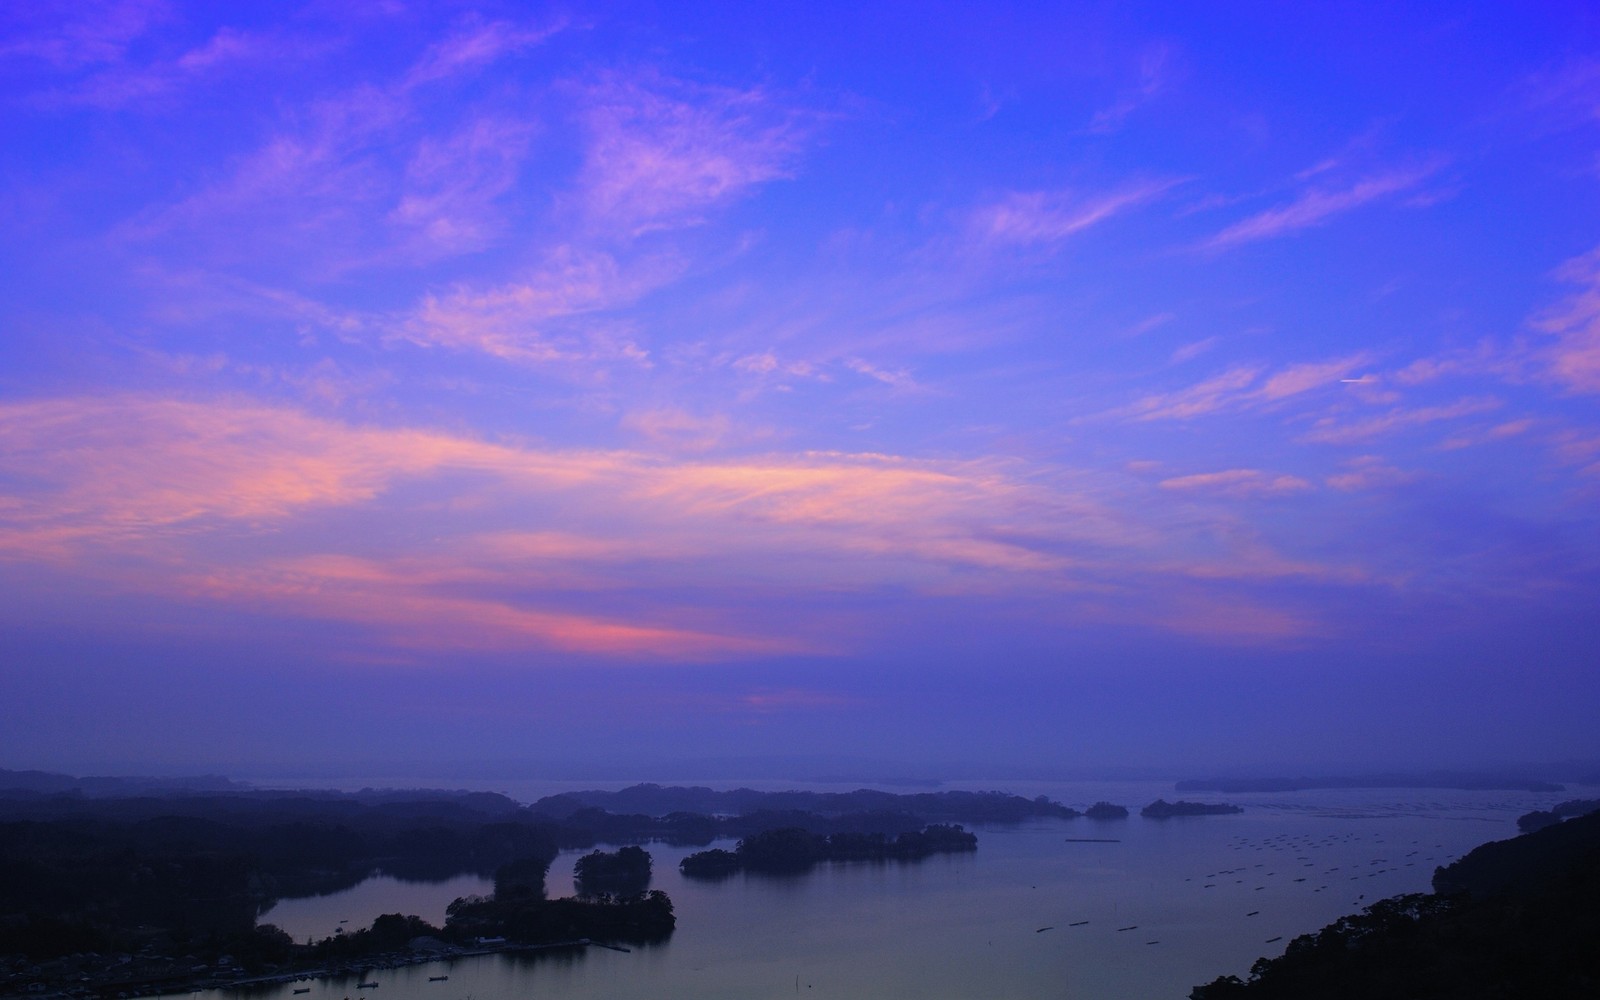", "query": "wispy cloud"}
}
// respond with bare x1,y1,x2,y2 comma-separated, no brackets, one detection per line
1439,418,1536,451
387,114,537,259
621,408,734,452
403,16,563,89
1158,468,1313,498
0,395,1110,652
1169,336,1217,364
0,0,169,69
1528,244,1600,394
968,183,1169,246
50,26,307,109
1088,40,1178,133
192,555,788,660
575,72,811,237
1112,365,1261,420
1325,456,1417,492
0,393,1368,653
399,248,679,363
1300,396,1503,444
1108,353,1372,421
1202,162,1443,251
111,20,554,266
